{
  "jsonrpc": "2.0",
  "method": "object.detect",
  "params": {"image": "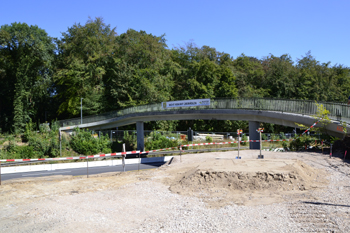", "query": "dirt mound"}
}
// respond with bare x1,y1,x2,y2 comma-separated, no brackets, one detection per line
169,159,327,207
